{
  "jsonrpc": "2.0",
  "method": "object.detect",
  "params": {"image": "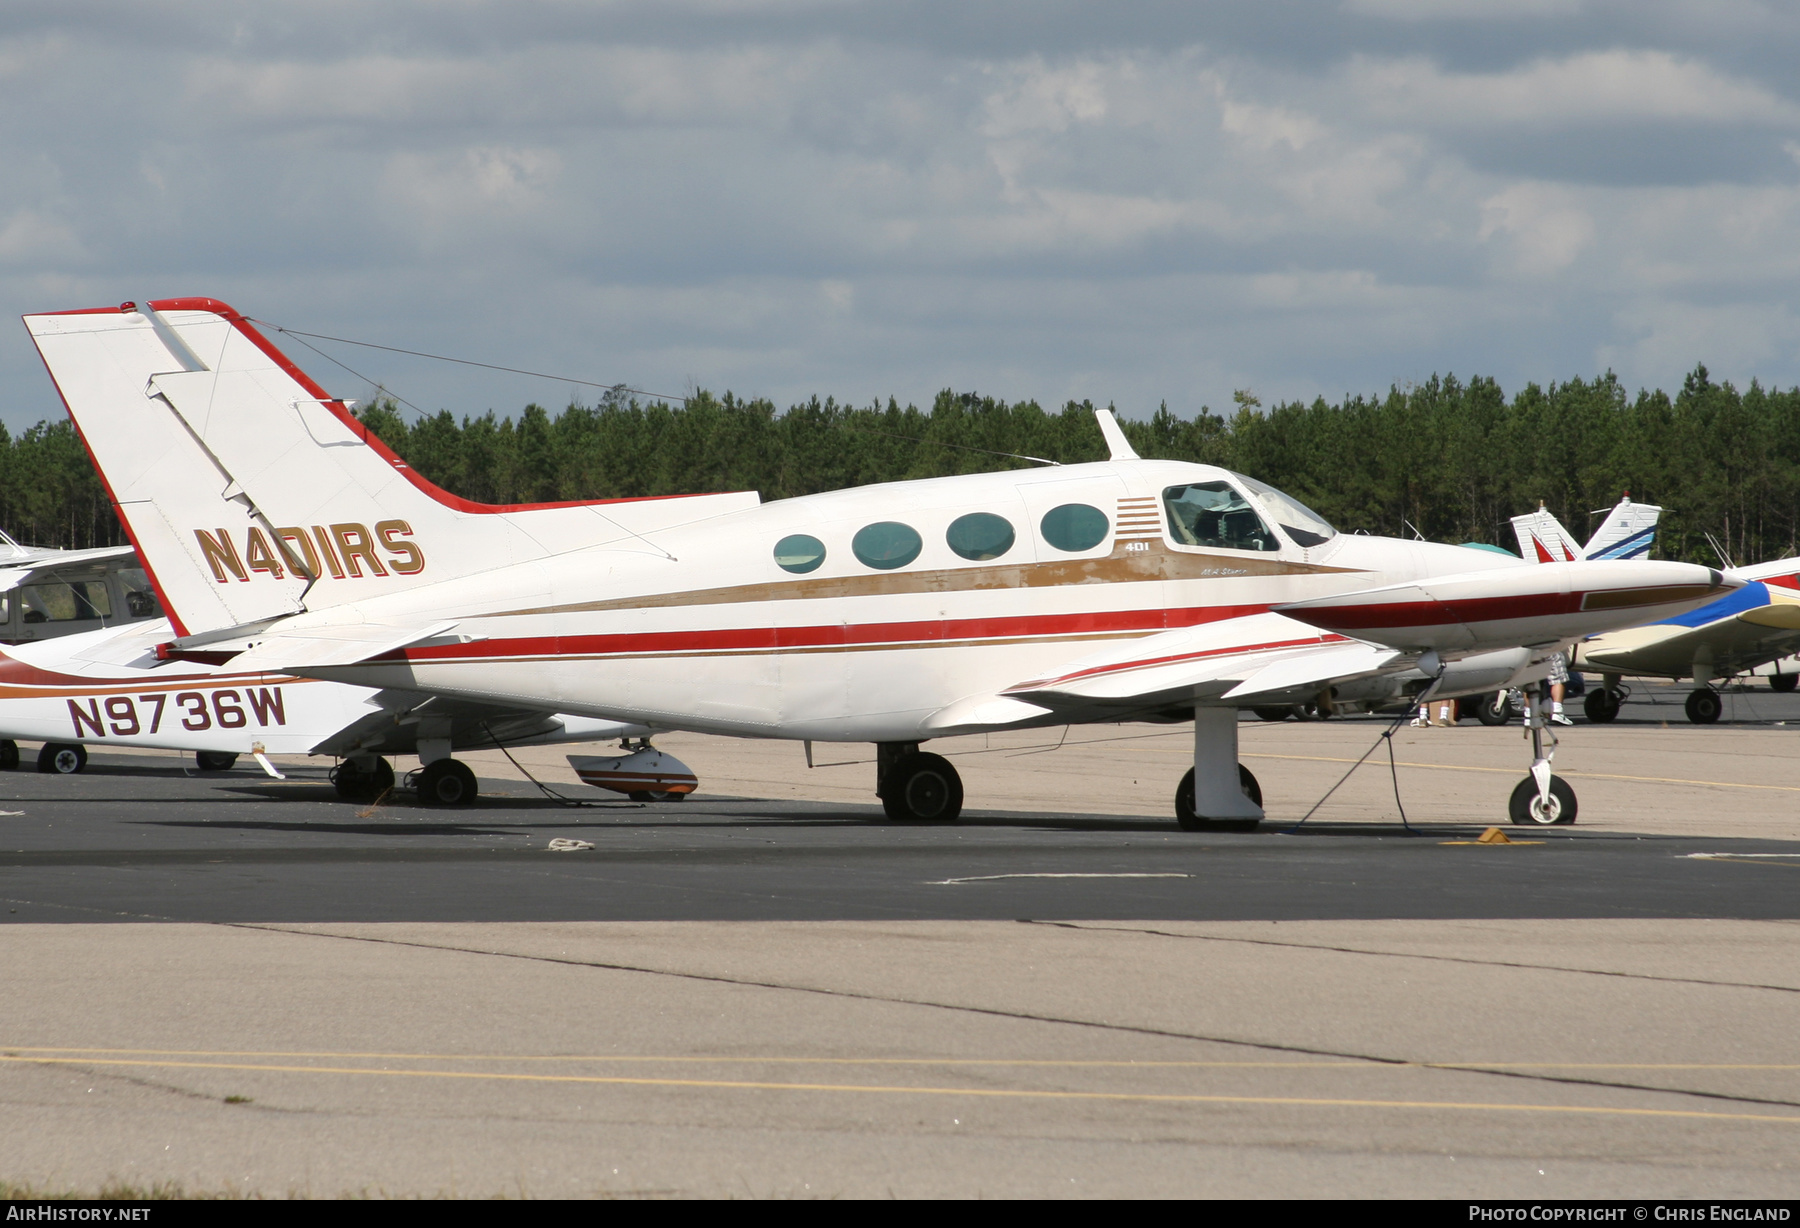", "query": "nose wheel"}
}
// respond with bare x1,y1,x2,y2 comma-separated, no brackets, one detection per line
1175,764,1262,832
1513,682,1577,826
